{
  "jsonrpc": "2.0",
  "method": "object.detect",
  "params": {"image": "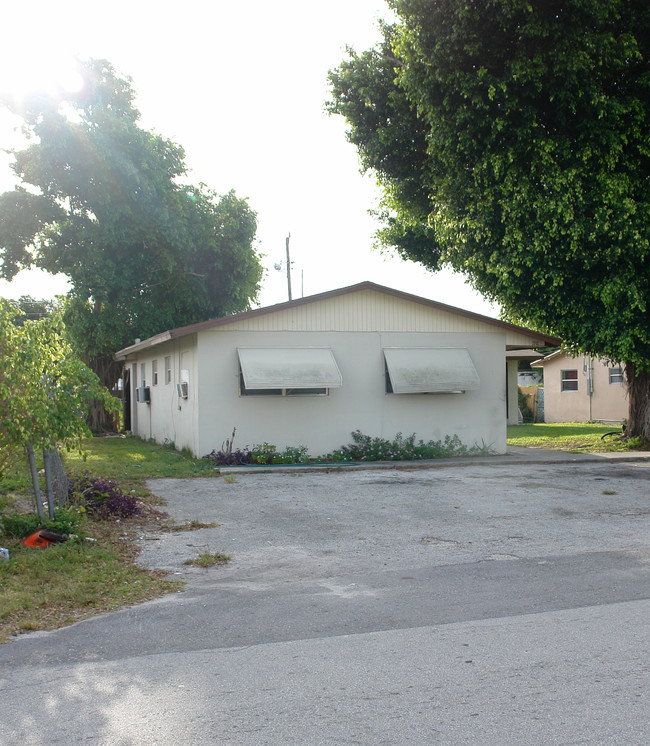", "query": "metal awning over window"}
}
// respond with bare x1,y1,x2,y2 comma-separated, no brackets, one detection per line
383,347,480,394
237,347,343,389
